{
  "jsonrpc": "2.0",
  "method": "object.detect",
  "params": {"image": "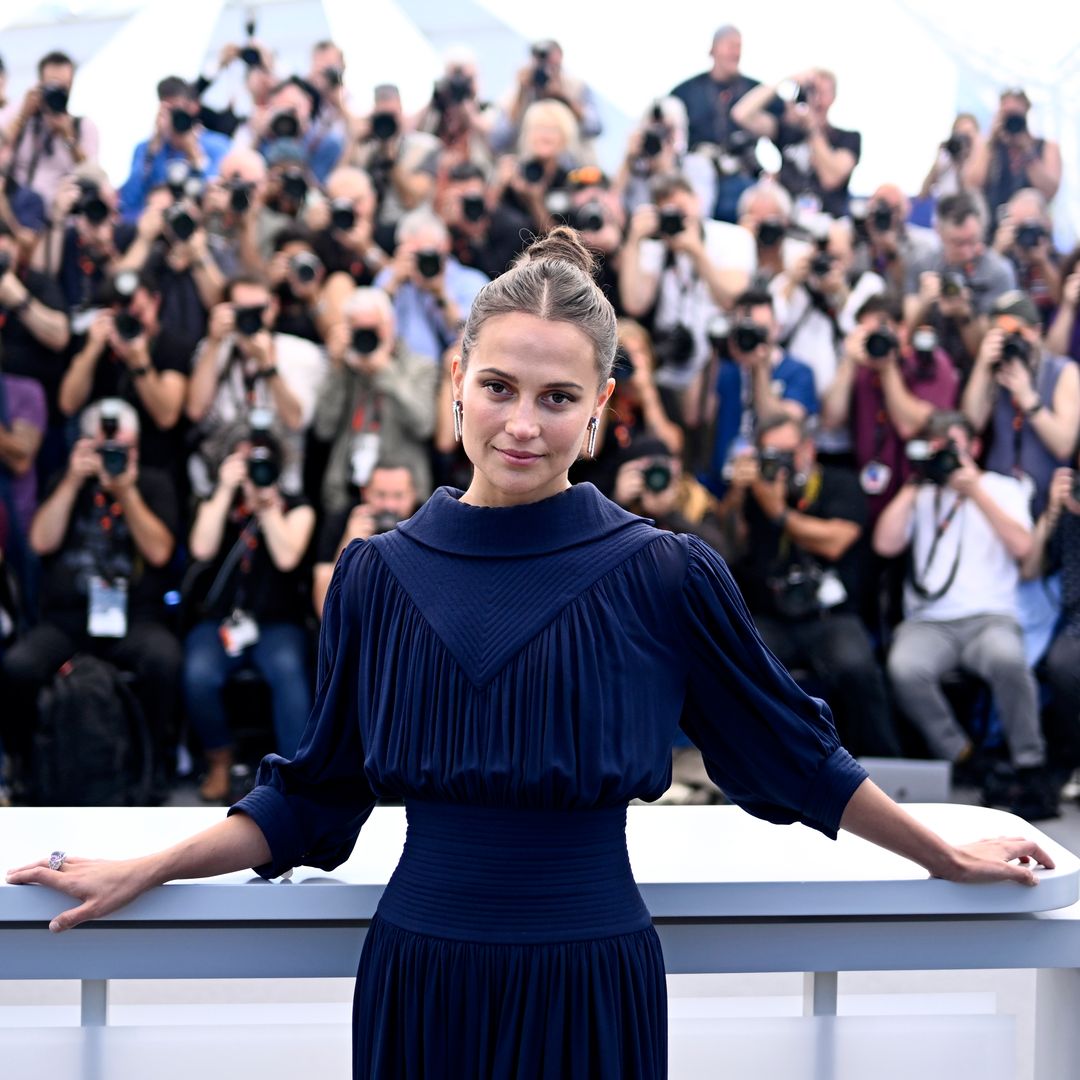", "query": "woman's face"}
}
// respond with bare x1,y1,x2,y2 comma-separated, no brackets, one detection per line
524,122,565,162
452,313,613,507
